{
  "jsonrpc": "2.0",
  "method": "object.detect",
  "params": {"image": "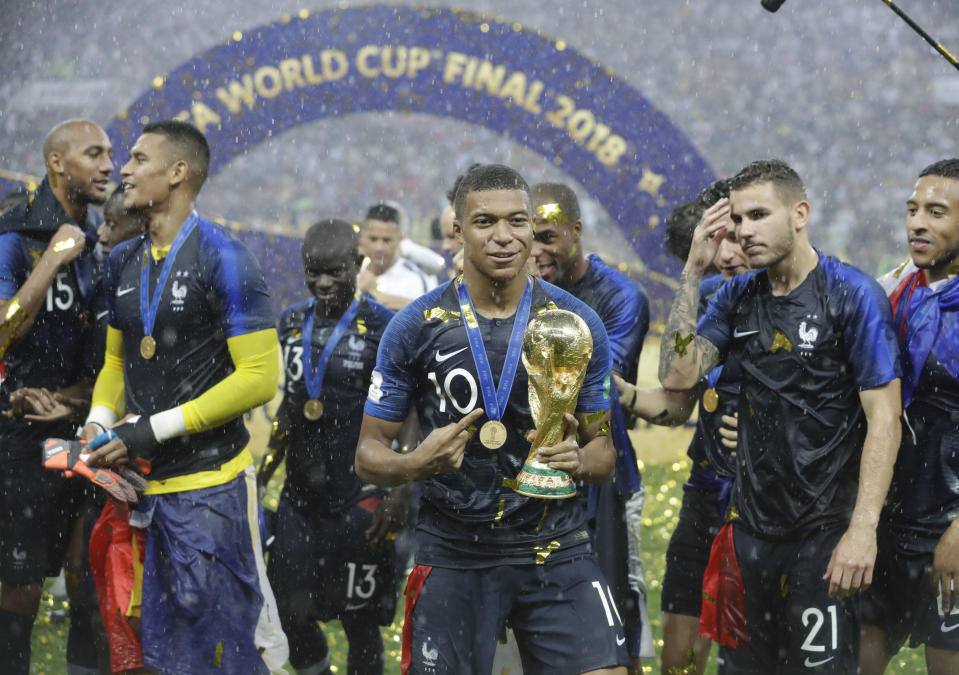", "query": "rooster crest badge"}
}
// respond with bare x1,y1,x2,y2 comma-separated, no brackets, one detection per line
798,320,819,349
